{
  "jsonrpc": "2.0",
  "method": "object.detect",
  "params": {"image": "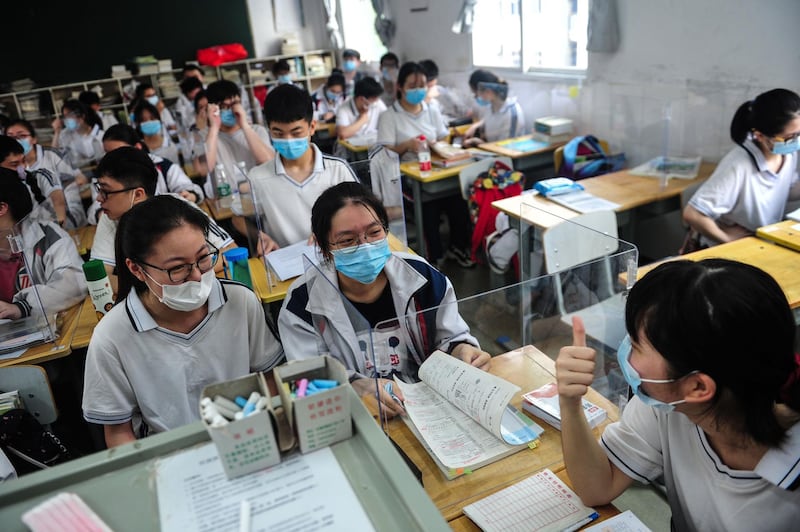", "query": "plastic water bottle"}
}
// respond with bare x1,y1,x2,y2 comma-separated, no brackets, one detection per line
82,259,114,320
214,163,233,209
417,135,431,177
